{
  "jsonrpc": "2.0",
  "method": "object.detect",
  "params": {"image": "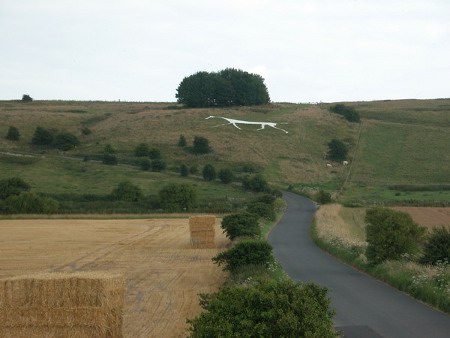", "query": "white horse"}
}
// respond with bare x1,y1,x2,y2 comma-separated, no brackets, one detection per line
205,116,288,134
